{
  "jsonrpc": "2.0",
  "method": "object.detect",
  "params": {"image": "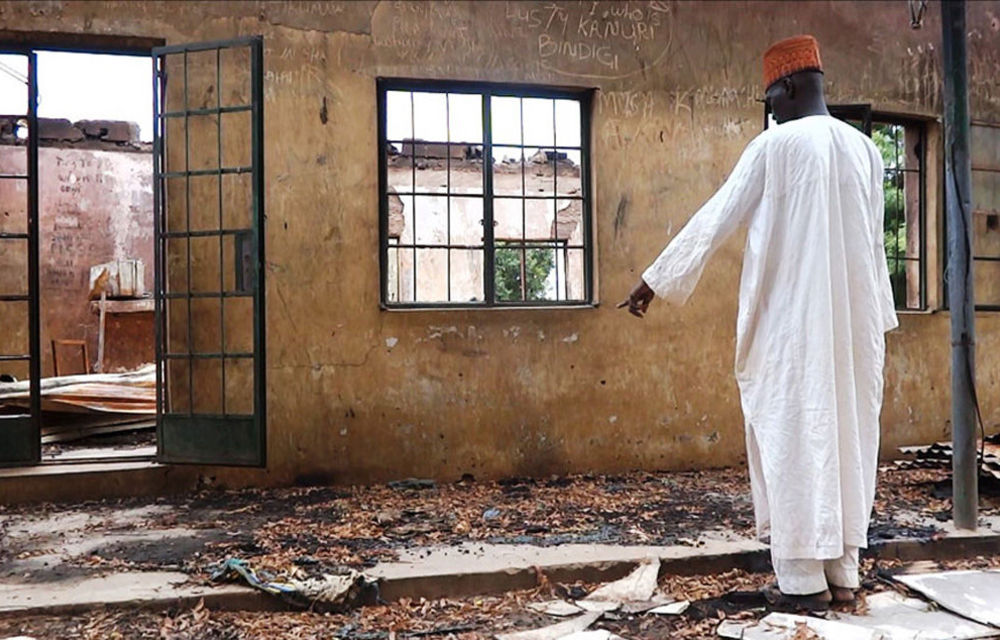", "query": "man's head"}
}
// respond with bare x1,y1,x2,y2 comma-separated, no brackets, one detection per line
763,35,825,124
